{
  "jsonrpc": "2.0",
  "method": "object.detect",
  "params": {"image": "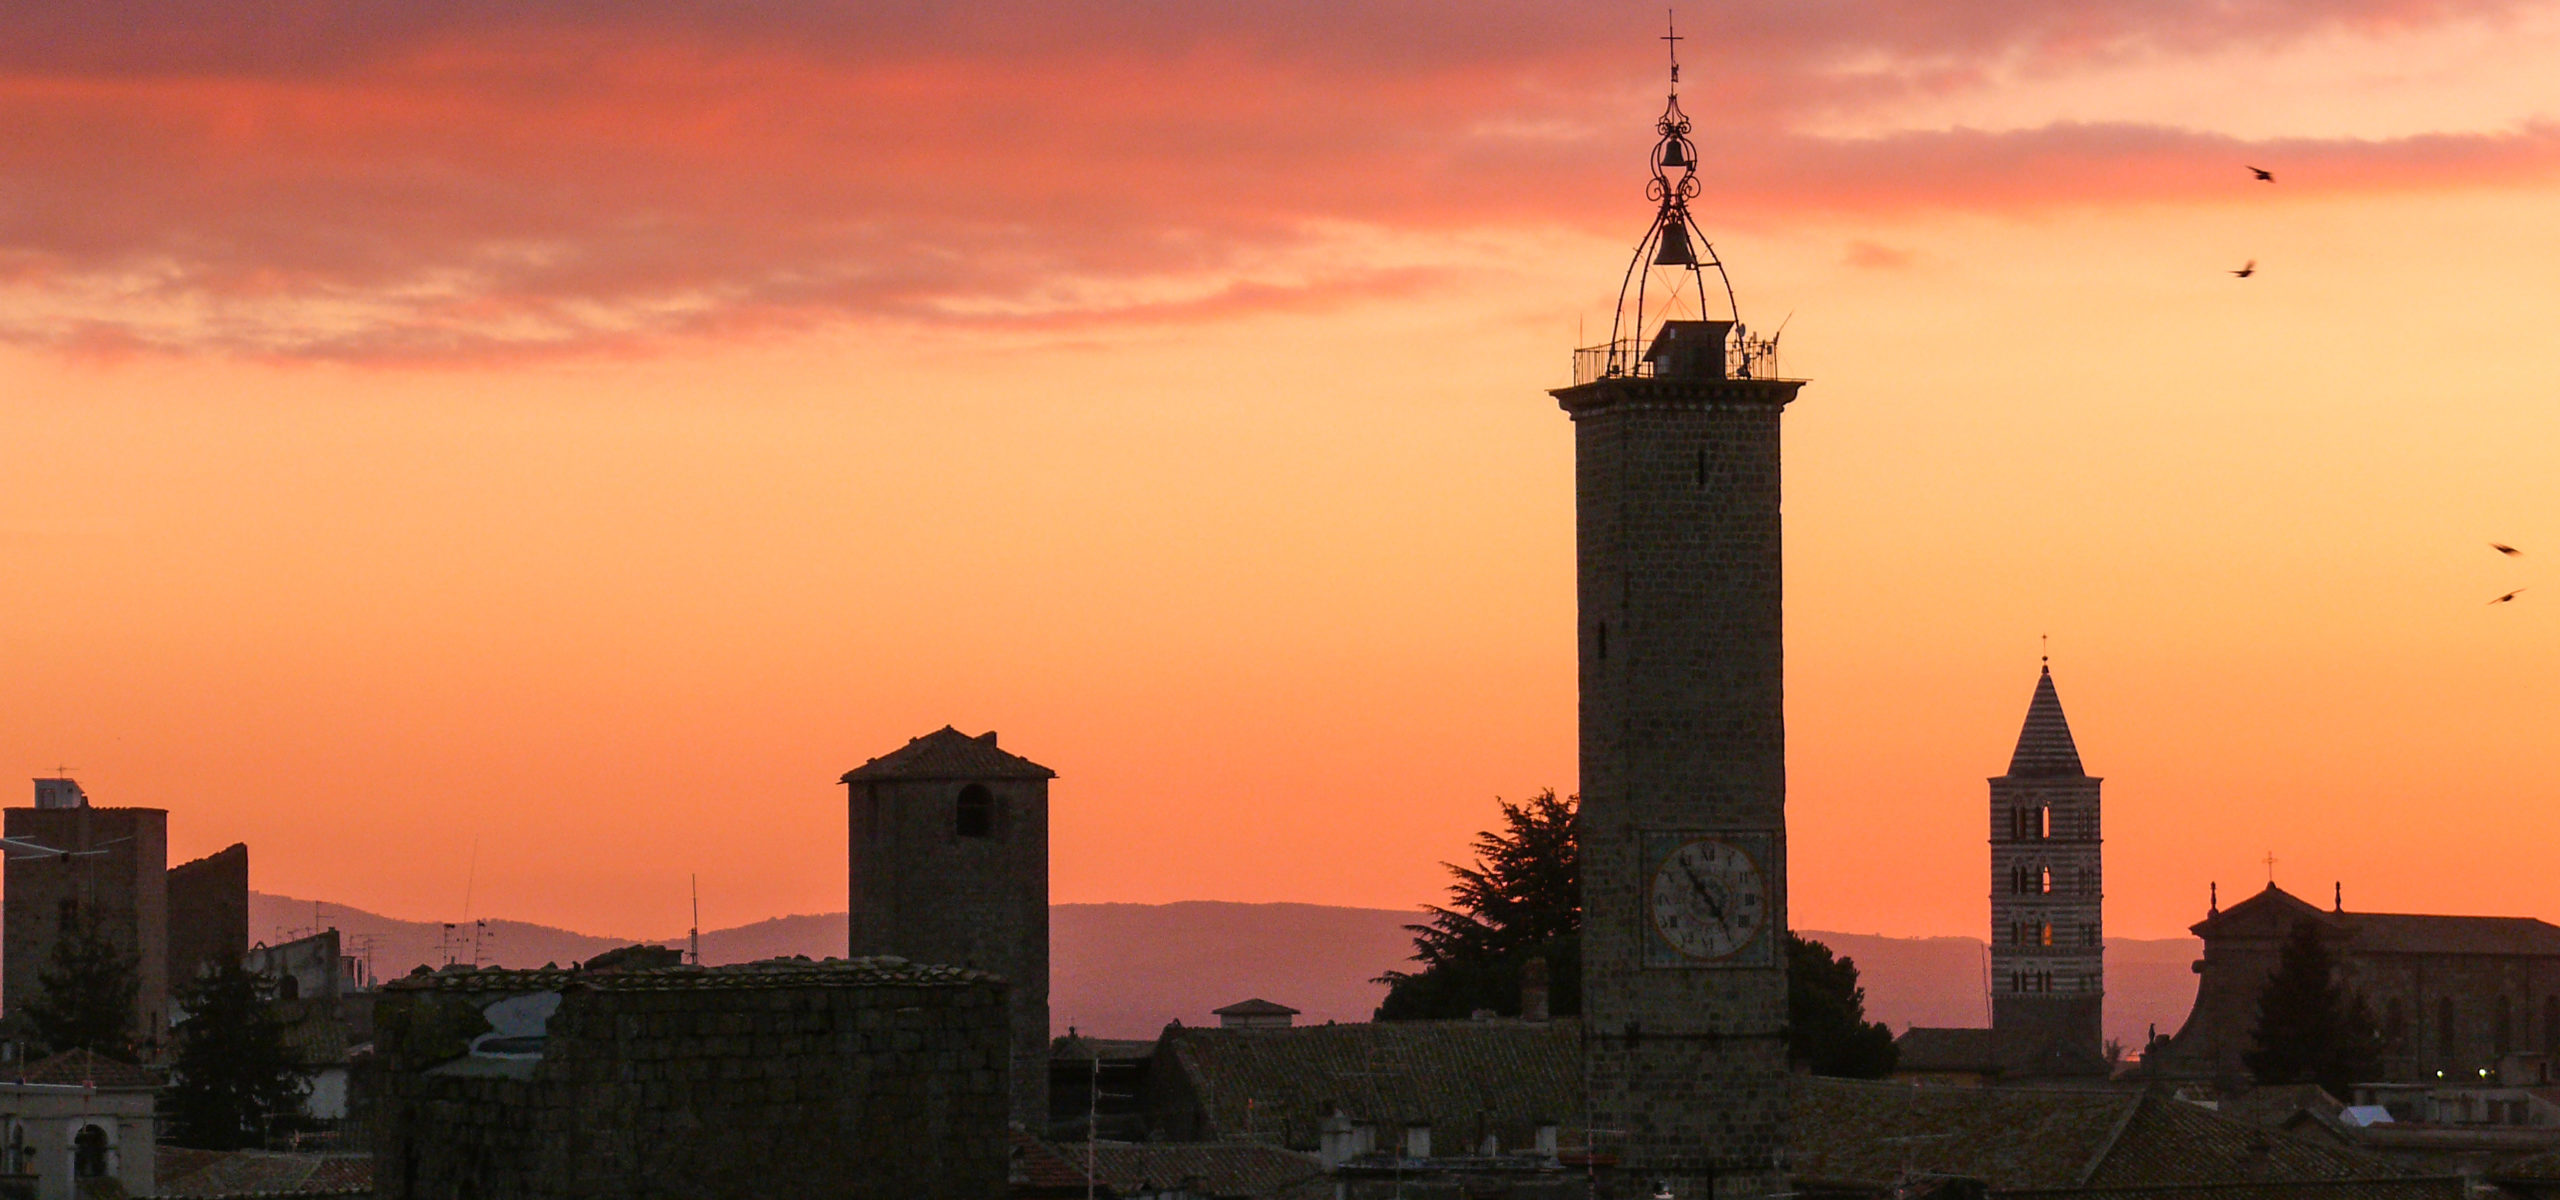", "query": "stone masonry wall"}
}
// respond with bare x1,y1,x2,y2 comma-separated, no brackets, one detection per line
1562,371,1803,1200
1989,774,2104,1074
848,775,1050,1126
376,965,1010,1200
167,843,249,988
2,806,169,1047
